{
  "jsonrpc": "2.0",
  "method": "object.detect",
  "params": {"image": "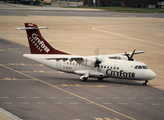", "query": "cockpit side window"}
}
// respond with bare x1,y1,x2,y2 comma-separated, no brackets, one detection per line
138,66,142,69
134,65,138,69
134,65,148,69
142,66,148,69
